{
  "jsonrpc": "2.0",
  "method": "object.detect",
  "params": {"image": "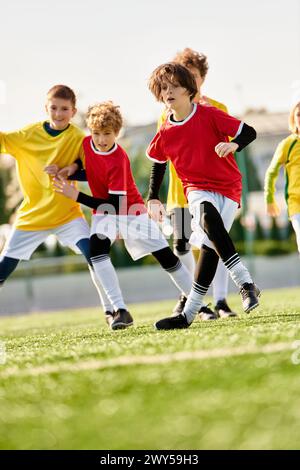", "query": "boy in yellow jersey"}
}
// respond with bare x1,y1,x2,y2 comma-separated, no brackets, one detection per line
148,48,237,320
0,84,113,317
265,101,300,251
